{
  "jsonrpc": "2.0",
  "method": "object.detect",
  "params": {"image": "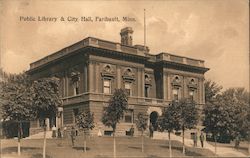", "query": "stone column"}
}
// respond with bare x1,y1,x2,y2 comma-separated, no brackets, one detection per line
198,78,202,104
167,75,171,100
63,76,66,97
201,78,205,104
163,73,167,100
137,69,141,97
183,77,187,98
117,66,121,89
65,75,69,97
84,63,88,92
89,62,94,92
141,69,145,97
95,63,100,93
